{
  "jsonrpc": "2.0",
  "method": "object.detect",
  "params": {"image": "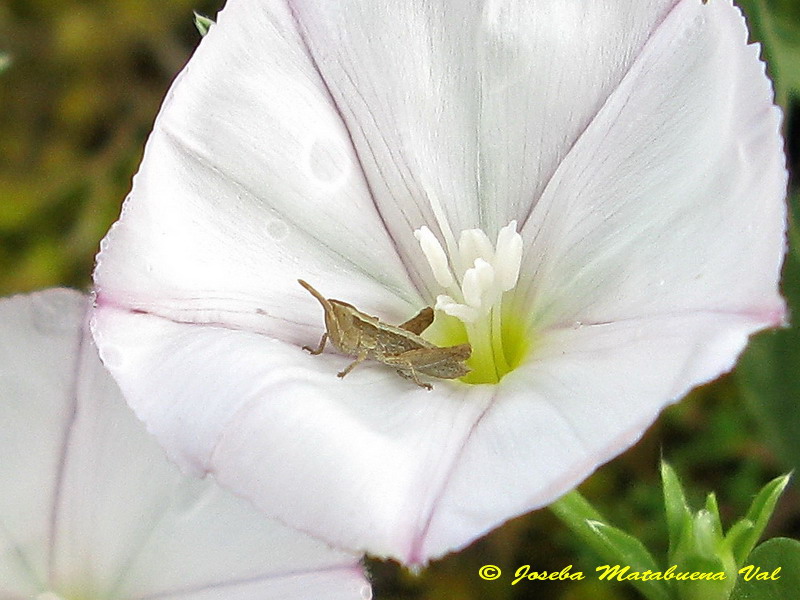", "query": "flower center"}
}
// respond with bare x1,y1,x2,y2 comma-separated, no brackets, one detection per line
415,220,528,384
